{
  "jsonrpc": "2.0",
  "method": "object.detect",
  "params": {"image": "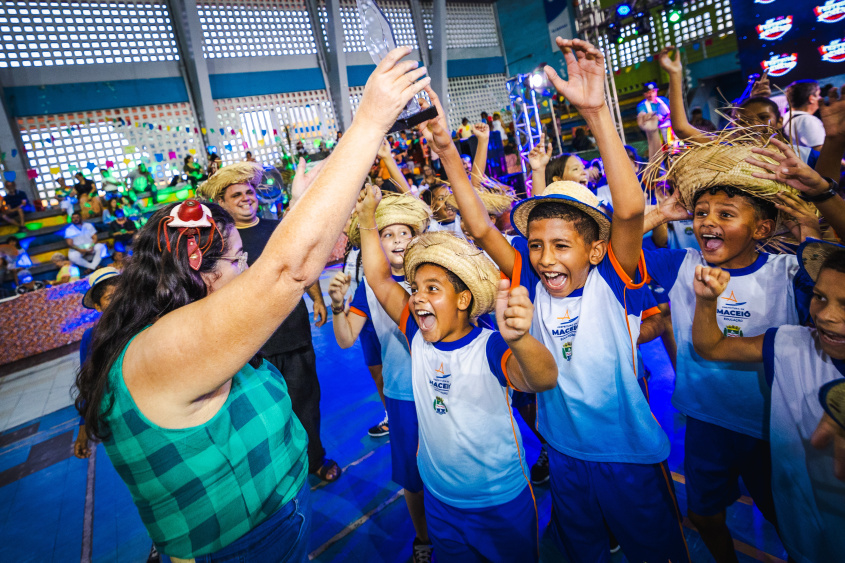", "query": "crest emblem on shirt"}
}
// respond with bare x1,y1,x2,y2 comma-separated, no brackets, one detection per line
433,396,448,415
718,291,751,322
562,341,573,361
724,325,744,337
552,311,579,341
